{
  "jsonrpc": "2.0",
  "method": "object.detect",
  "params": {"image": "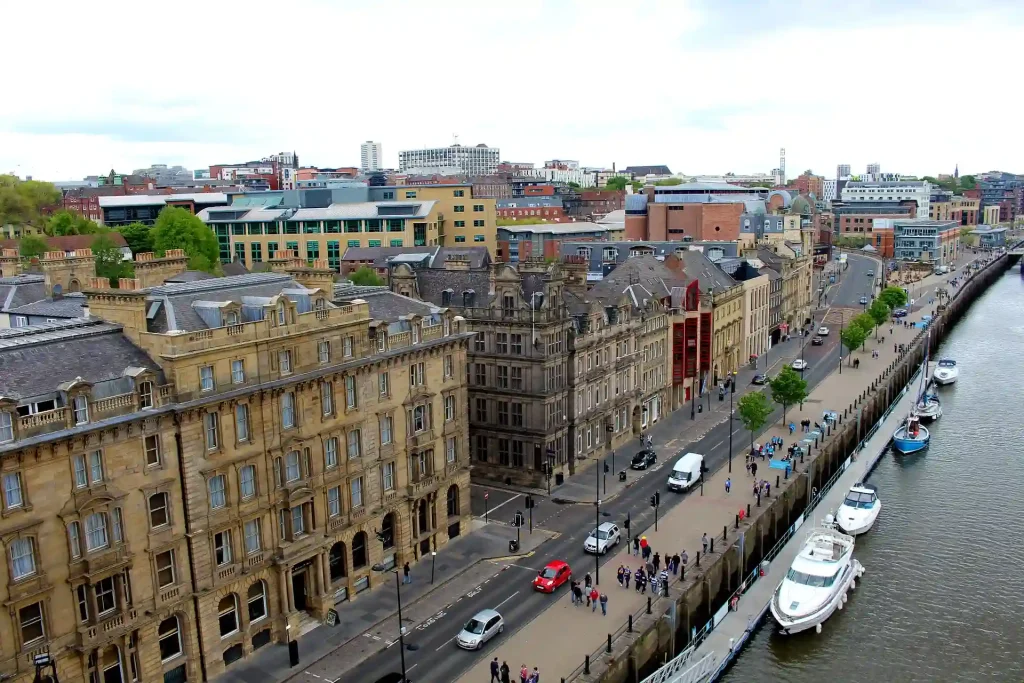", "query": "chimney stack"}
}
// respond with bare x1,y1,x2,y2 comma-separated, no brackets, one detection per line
0,248,20,278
